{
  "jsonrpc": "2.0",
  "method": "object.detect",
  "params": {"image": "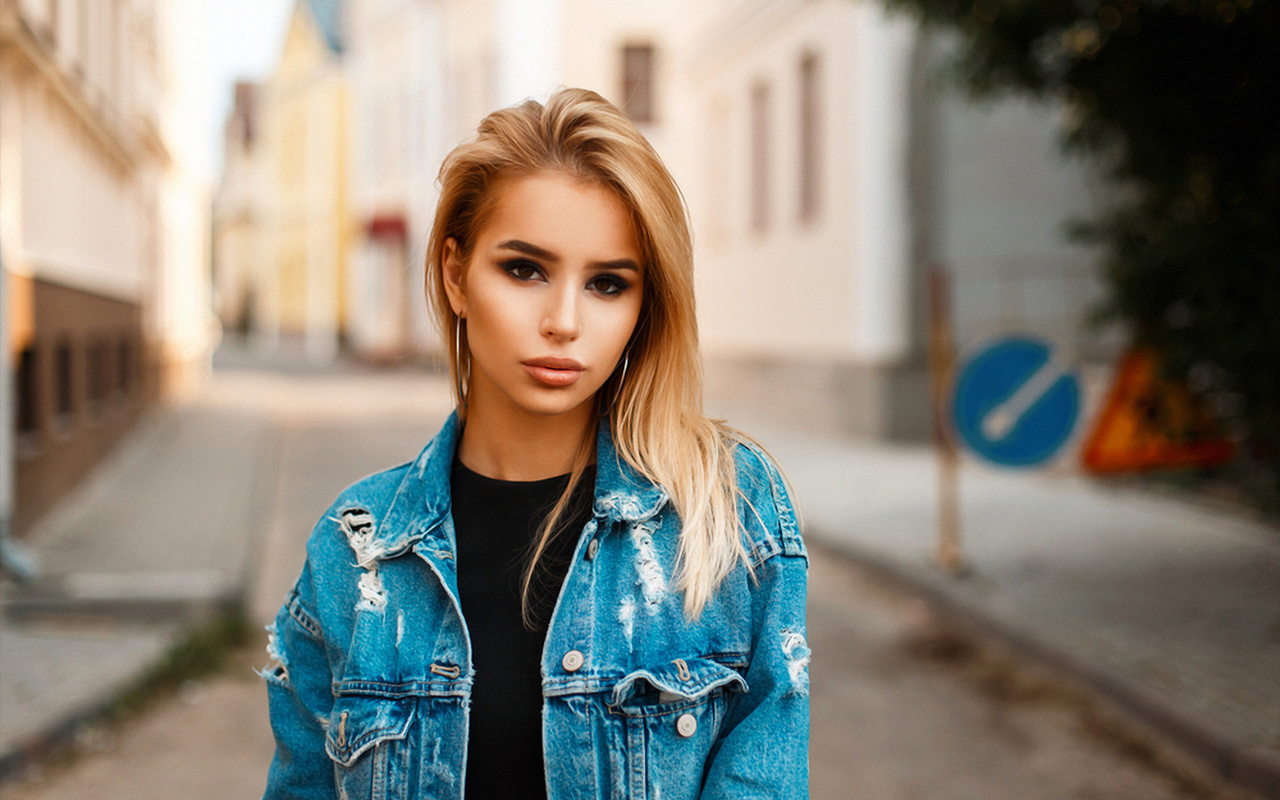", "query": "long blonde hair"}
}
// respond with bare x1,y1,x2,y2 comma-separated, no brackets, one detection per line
426,88,748,623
